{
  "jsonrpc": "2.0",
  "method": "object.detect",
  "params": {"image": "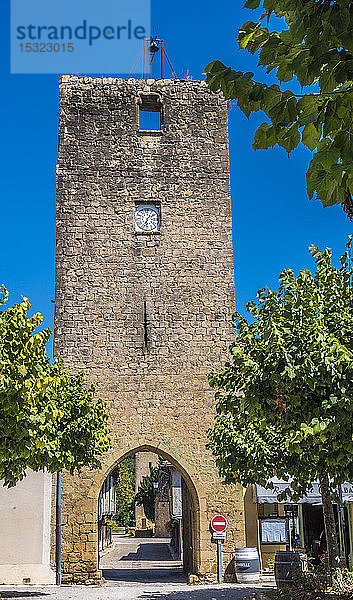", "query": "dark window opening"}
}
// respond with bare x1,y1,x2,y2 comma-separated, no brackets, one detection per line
138,94,162,131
